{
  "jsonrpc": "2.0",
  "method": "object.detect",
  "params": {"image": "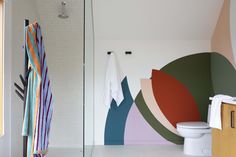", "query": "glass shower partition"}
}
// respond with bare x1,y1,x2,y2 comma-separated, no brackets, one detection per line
84,0,94,156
